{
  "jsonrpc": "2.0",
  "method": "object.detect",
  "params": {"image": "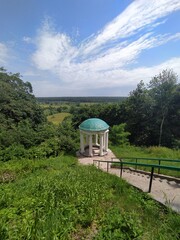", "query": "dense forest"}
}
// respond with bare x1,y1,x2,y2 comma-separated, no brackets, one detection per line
0,67,179,162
